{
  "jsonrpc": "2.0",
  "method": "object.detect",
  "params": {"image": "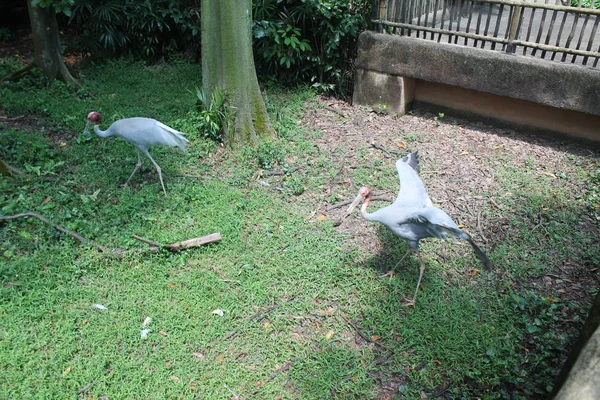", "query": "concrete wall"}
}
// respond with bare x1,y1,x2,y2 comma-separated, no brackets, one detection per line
353,31,600,141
